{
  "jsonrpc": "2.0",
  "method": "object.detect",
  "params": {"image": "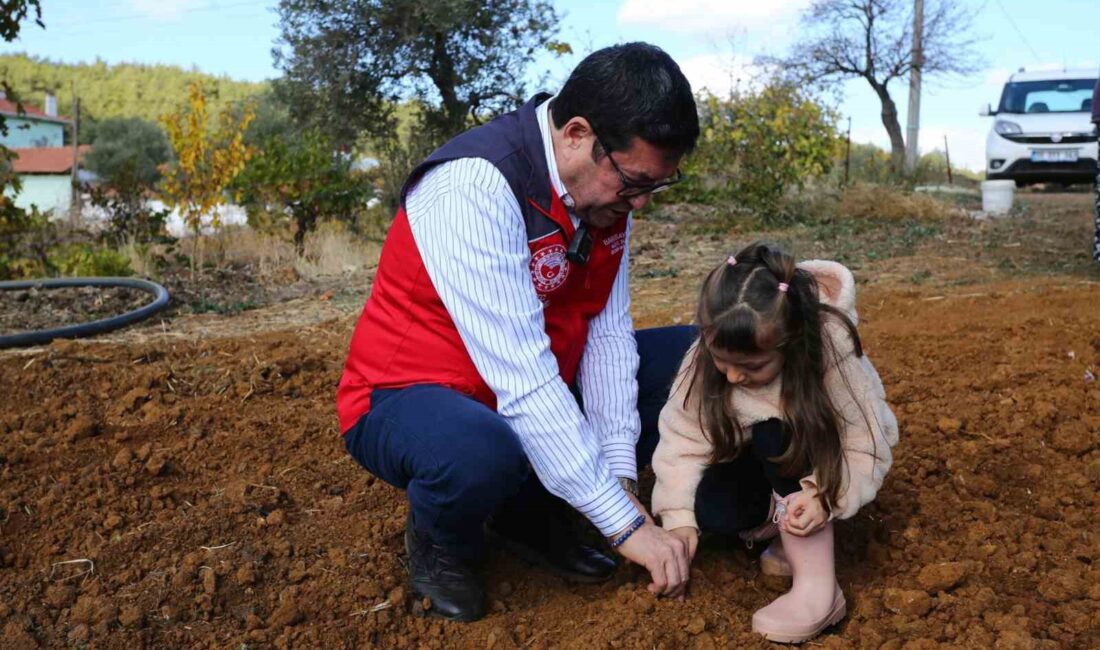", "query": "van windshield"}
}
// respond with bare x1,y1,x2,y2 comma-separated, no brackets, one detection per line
998,78,1097,114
